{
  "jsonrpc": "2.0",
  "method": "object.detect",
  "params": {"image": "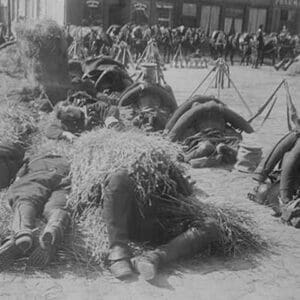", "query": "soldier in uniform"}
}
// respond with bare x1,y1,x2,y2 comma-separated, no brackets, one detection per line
0,154,71,270
46,98,121,142
249,131,300,228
